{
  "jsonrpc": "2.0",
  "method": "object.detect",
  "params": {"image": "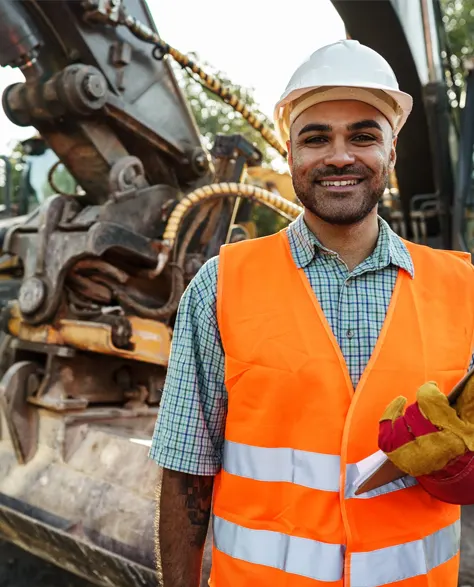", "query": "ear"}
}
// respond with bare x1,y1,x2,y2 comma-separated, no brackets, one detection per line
388,135,397,172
